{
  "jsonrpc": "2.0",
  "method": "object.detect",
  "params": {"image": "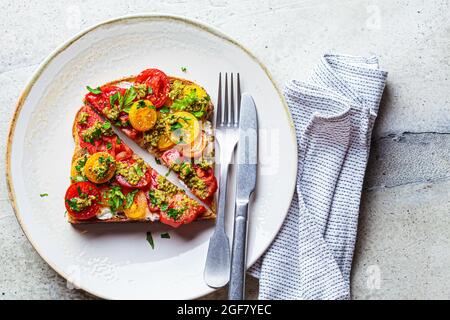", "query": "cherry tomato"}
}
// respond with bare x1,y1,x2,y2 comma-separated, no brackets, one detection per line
83,152,116,184
64,182,100,220
128,100,157,131
169,111,200,145
135,68,170,108
124,190,148,220
159,193,205,228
